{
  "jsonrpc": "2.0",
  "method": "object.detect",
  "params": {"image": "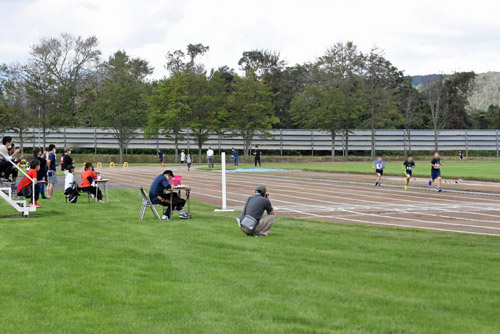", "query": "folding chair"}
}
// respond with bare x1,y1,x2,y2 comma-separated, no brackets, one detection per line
139,187,162,220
